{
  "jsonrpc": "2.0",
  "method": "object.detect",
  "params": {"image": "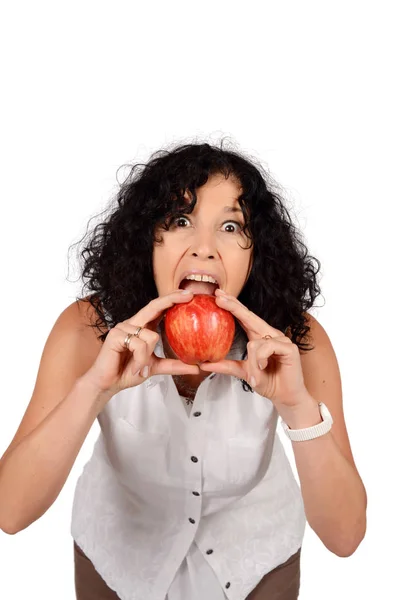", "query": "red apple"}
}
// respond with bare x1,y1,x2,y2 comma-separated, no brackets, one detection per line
164,294,235,365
